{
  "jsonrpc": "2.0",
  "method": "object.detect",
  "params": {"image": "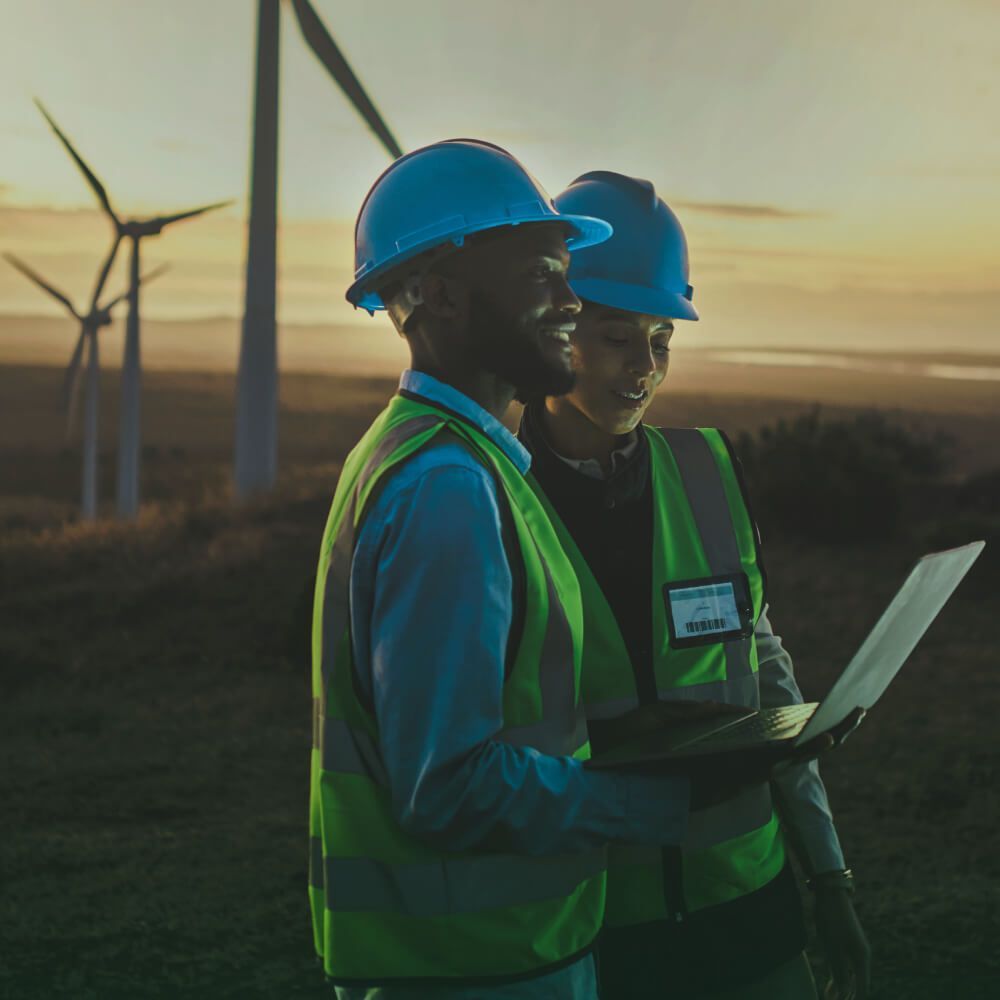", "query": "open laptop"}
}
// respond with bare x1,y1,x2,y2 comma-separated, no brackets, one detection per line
587,541,984,769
